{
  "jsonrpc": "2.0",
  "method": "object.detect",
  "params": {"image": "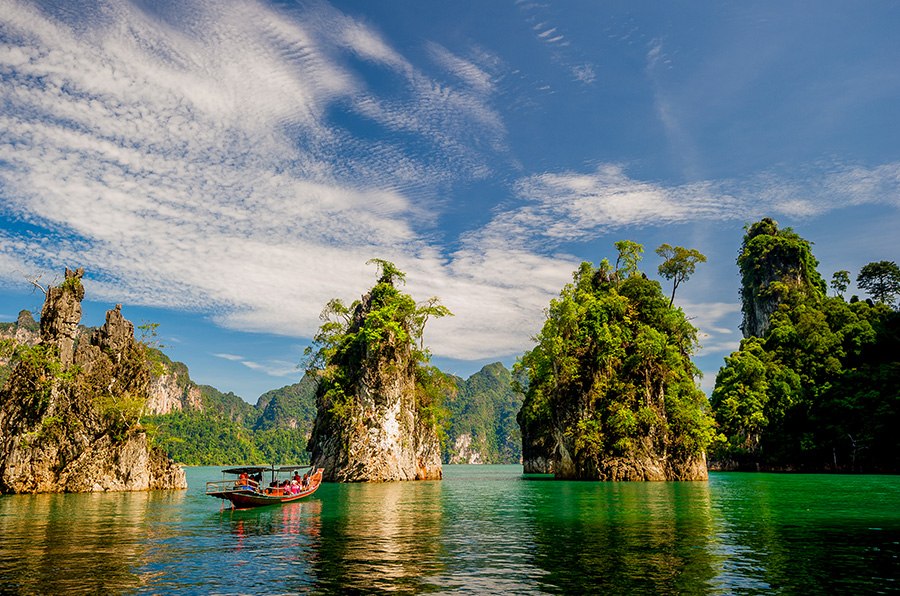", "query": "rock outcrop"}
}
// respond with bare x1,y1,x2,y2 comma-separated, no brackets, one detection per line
0,268,186,493
307,267,444,482
146,367,202,415
738,217,826,338
517,258,713,481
